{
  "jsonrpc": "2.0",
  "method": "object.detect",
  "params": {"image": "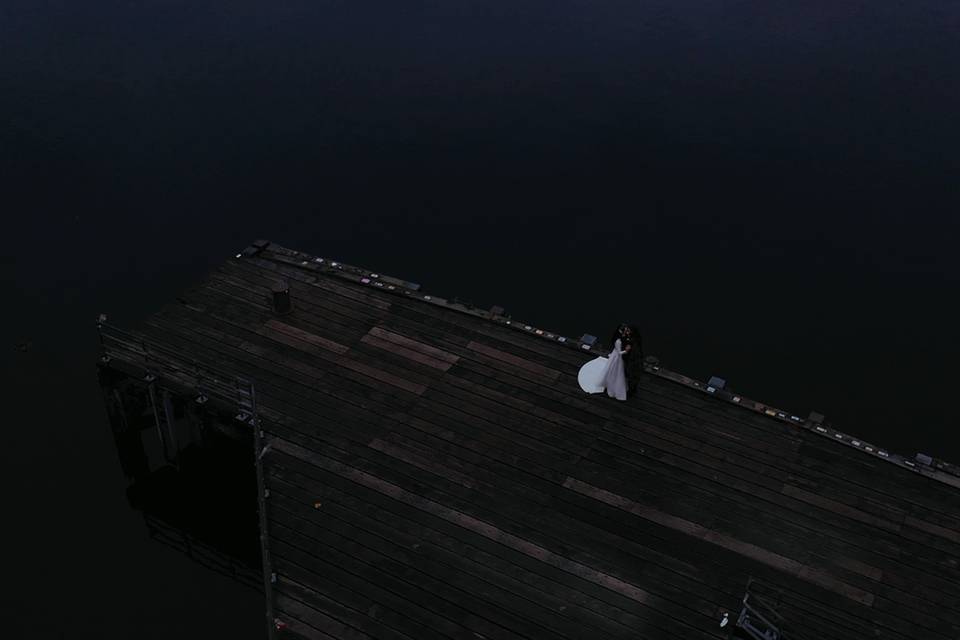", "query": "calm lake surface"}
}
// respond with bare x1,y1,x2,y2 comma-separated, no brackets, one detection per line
3,1,958,636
